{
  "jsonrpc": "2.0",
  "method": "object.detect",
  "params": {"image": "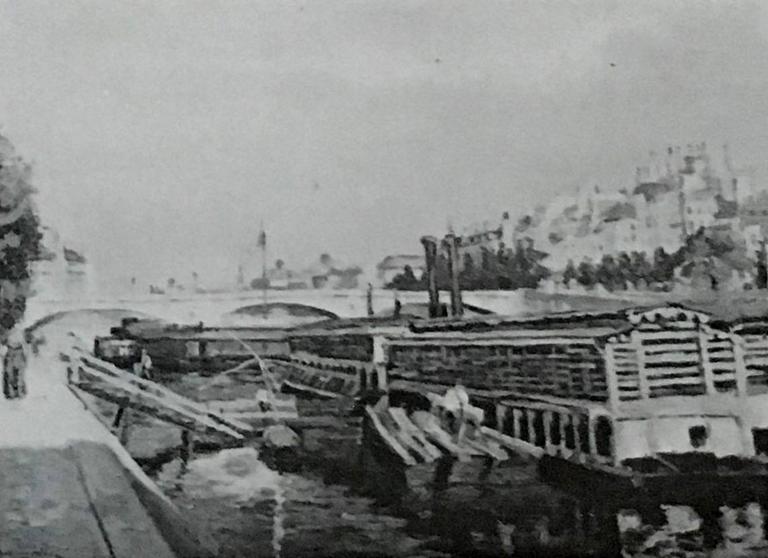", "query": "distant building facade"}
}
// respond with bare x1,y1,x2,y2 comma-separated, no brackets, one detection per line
450,142,768,276
30,226,91,299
